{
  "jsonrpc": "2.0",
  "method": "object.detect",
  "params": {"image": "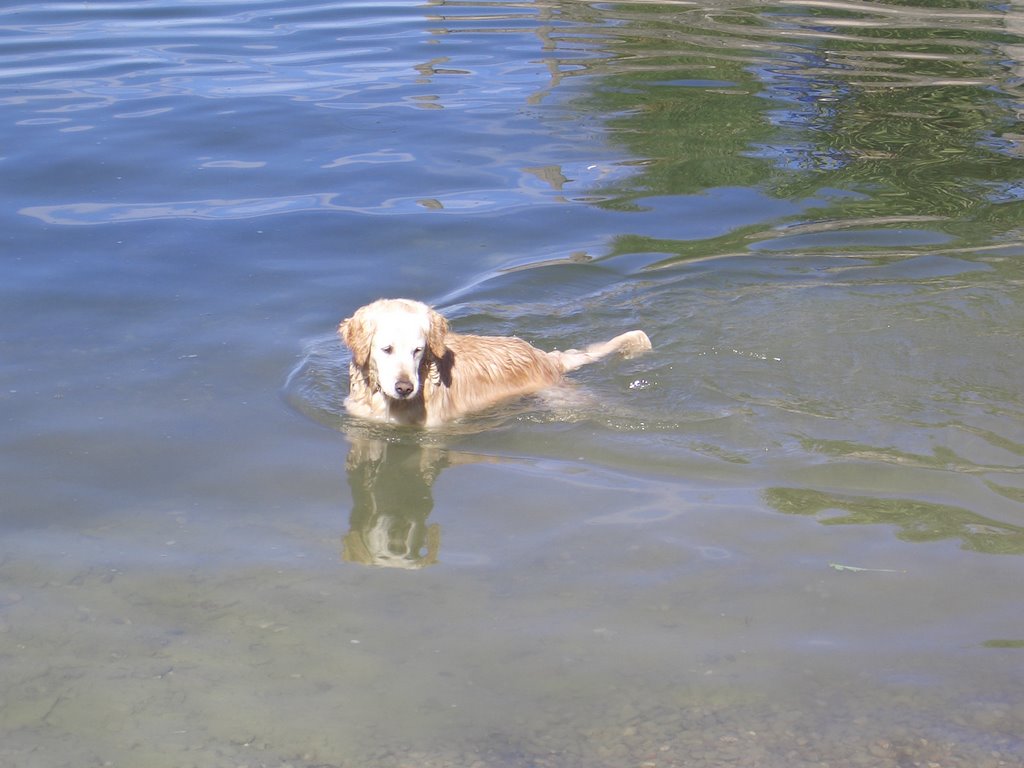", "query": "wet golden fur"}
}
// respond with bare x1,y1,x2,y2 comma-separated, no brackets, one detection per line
338,298,651,427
